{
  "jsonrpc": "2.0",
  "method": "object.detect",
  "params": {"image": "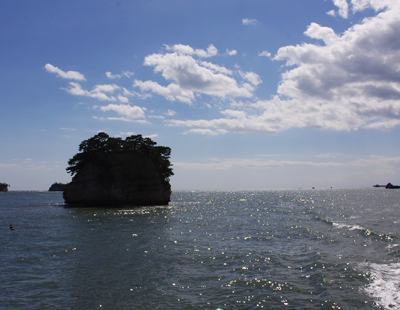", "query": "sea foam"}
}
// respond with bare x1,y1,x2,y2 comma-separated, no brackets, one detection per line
363,262,400,309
